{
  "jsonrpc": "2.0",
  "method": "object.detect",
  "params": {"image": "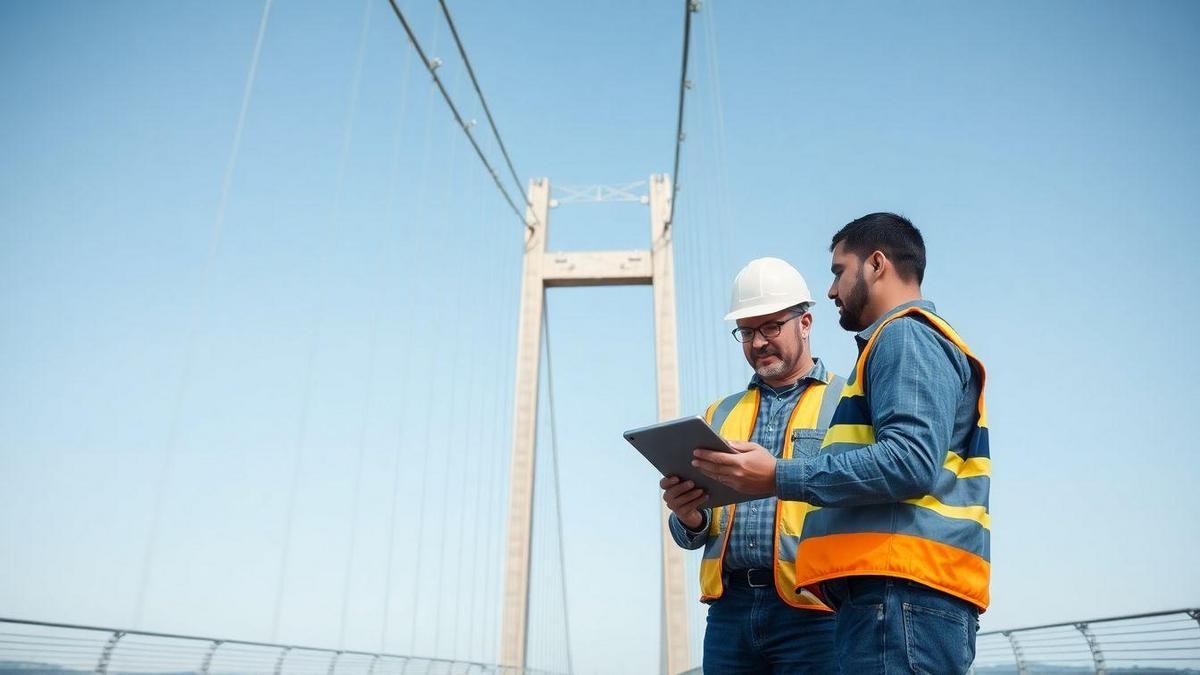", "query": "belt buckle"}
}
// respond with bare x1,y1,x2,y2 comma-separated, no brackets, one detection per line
747,569,770,588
